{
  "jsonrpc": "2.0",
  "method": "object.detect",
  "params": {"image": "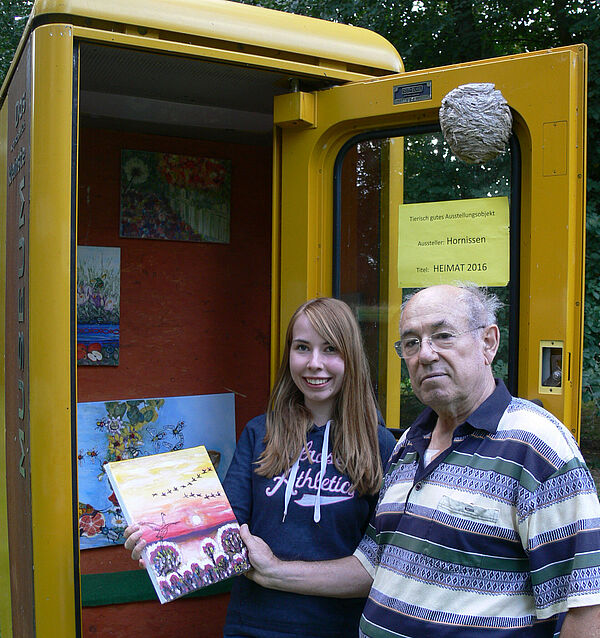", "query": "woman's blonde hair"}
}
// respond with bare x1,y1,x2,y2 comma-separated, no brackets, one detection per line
255,297,384,496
